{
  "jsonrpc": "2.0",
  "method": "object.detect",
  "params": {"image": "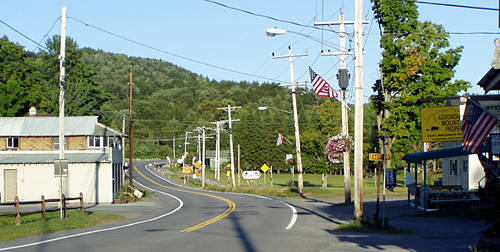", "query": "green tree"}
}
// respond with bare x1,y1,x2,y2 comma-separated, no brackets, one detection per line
0,37,34,116
36,36,109,116
371,0,469,167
